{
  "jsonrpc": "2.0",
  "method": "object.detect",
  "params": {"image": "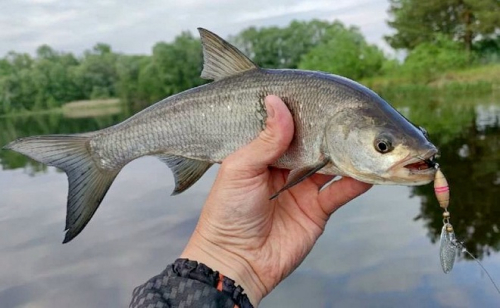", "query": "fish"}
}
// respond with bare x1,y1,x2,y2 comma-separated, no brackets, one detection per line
3,28,438,243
